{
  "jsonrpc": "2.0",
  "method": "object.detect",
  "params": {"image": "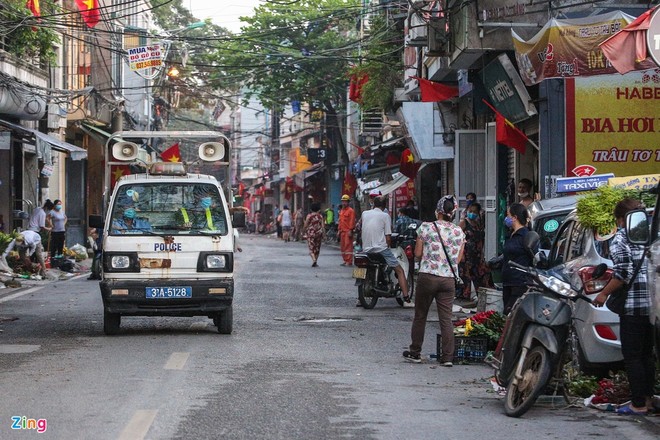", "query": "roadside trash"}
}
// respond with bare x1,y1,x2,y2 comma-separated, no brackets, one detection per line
69,244,88,261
